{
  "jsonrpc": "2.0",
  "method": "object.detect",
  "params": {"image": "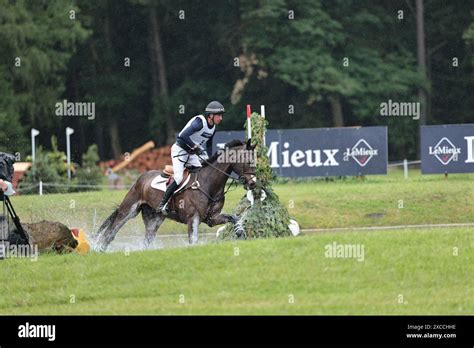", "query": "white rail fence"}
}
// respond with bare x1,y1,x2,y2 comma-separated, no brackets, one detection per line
387,159,422,179
16,182,132,195
15,159,423,195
